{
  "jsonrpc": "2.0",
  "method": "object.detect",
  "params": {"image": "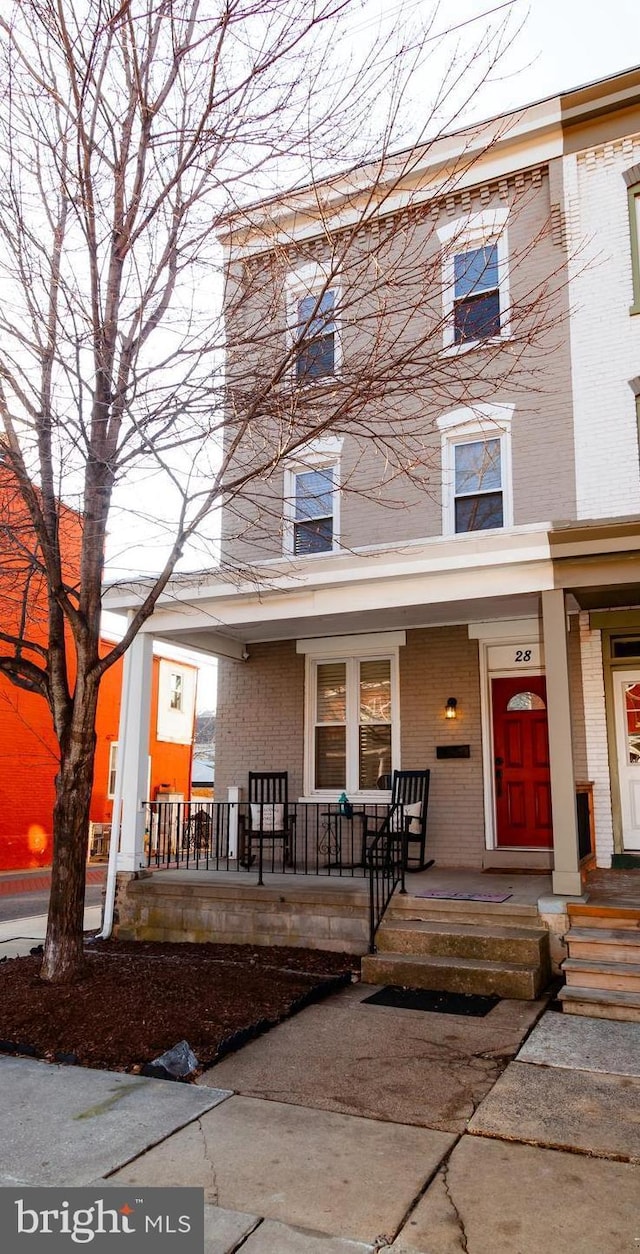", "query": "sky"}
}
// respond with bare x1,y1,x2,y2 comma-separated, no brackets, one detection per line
102,0,640,712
